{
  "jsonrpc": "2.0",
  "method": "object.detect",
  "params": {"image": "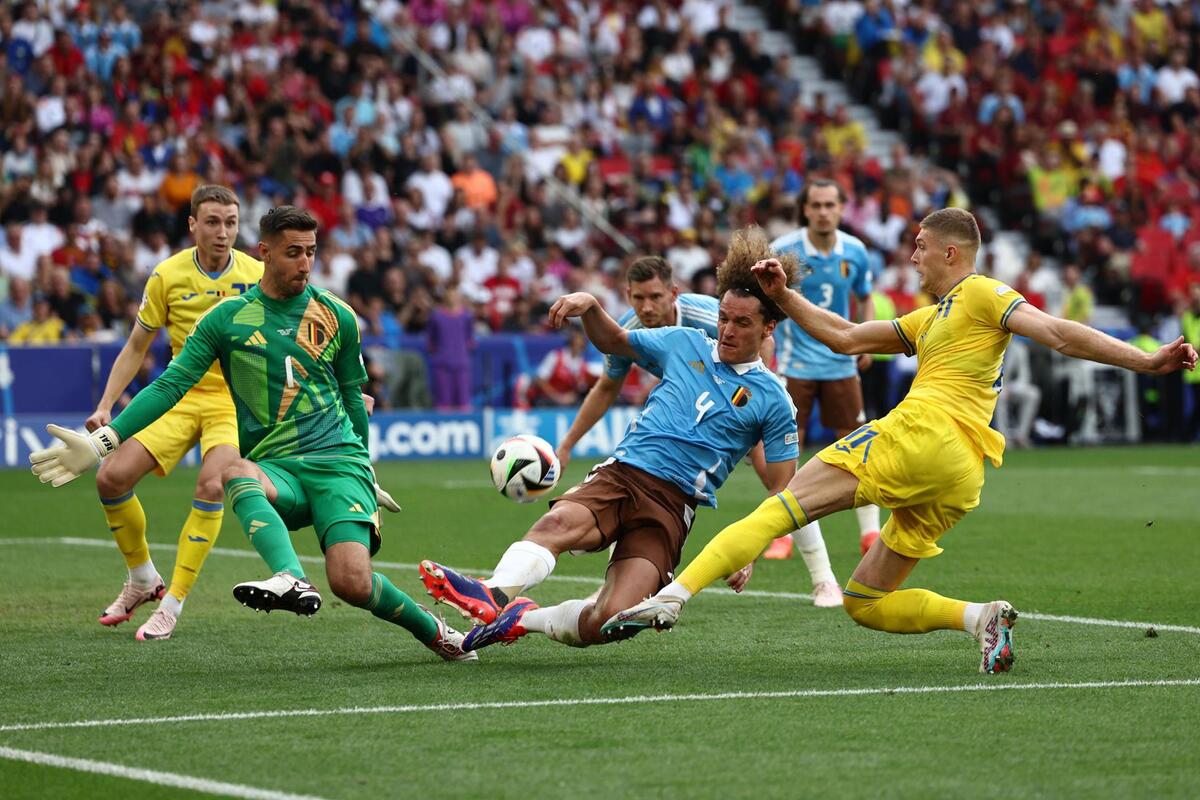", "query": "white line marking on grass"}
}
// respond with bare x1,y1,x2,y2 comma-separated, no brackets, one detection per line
0,745,330,800
437,479,495,488
4,537,1200,635
1,679,1196,734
